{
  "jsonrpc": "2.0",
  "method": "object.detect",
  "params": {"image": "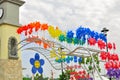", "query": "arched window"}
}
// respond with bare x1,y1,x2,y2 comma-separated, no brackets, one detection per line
8,37,18,59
